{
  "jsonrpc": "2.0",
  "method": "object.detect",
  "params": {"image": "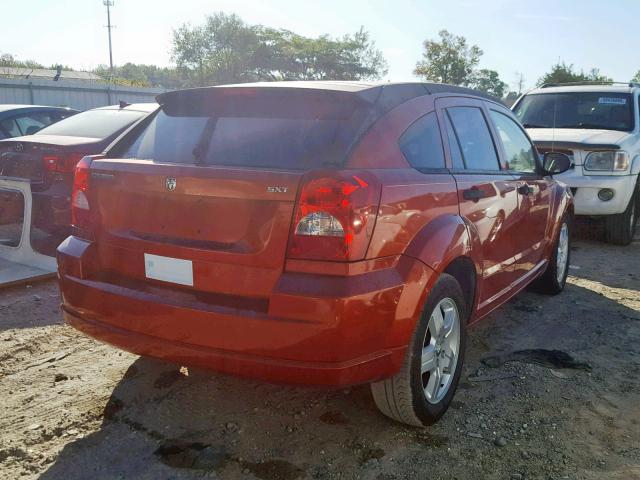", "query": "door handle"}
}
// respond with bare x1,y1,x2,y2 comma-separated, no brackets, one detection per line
463,187,487,201
517,184,532,195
